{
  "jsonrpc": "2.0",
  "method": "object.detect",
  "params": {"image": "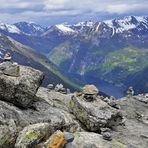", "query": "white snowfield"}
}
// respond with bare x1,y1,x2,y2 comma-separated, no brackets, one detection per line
55,24,76,34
